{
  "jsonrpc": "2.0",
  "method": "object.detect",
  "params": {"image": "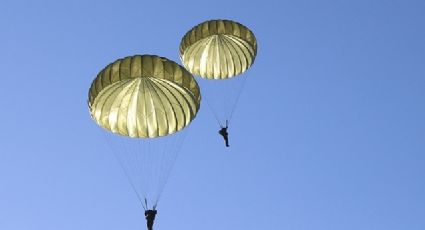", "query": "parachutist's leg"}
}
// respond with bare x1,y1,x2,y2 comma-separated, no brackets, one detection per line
147,220,154,230
225,136,229,147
